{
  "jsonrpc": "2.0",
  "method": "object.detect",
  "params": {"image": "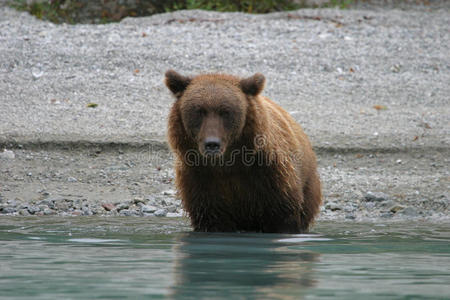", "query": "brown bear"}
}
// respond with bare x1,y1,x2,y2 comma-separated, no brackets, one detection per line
165,70,322,233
